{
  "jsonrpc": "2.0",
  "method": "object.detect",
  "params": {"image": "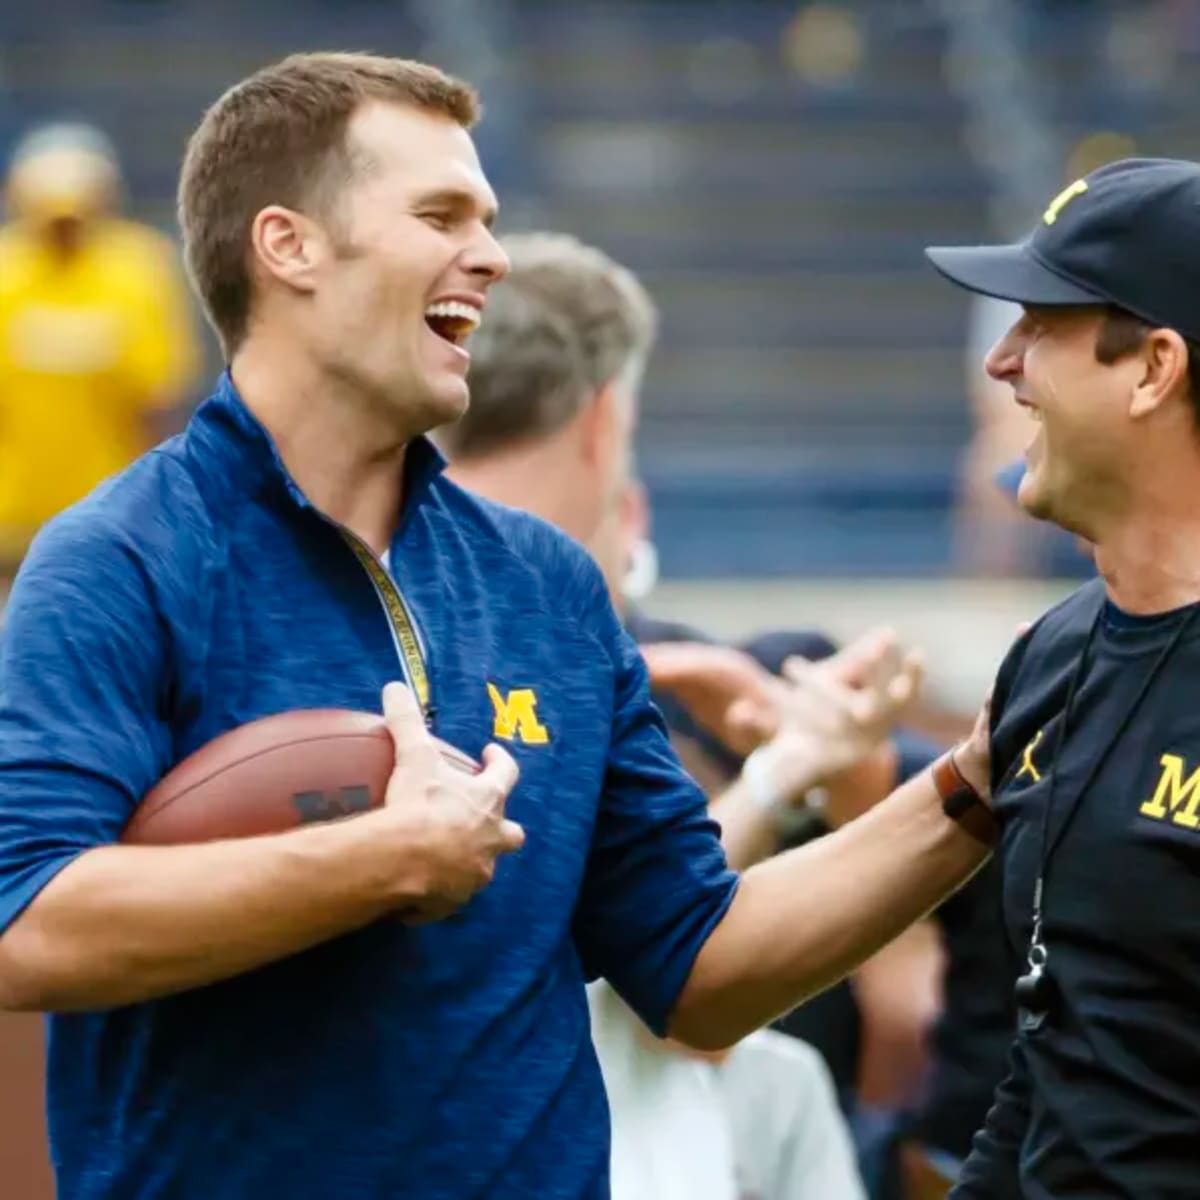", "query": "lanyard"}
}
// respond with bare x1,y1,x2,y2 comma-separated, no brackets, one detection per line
1016,598,1198,1026
340,531,432,720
